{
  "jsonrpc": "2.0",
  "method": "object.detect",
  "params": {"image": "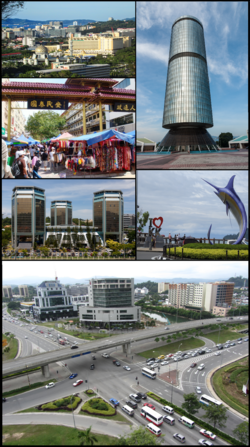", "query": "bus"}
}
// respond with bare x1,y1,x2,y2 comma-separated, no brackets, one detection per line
178,416,195,428
200,394,222,407
141,407,163,426
141,367,156,379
